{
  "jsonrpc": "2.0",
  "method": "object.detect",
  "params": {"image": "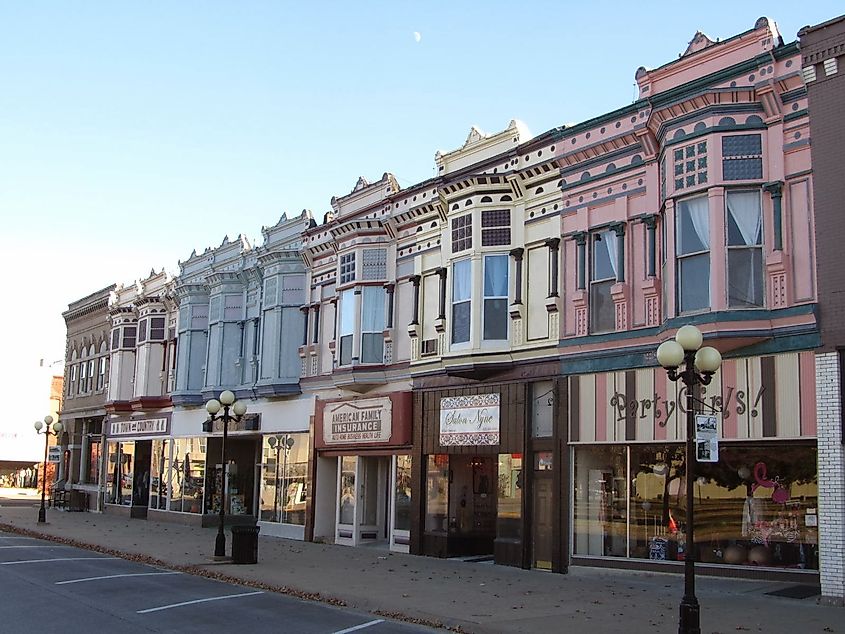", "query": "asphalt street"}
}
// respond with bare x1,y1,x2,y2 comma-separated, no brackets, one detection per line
0,532,436,634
